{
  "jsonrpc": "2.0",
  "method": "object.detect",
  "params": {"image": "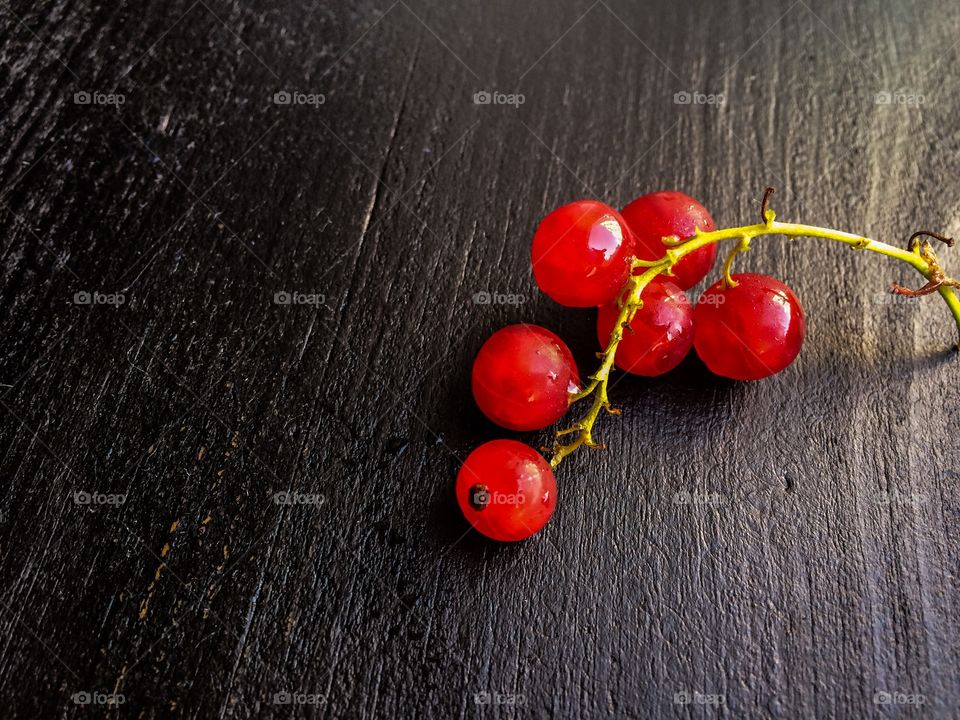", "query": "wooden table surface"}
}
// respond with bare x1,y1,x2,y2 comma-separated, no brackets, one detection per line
2,1,959,717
